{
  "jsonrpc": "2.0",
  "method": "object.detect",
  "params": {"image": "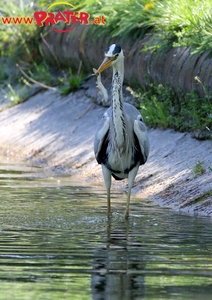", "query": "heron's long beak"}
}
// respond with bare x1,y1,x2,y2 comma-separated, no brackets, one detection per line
95,57,114,76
